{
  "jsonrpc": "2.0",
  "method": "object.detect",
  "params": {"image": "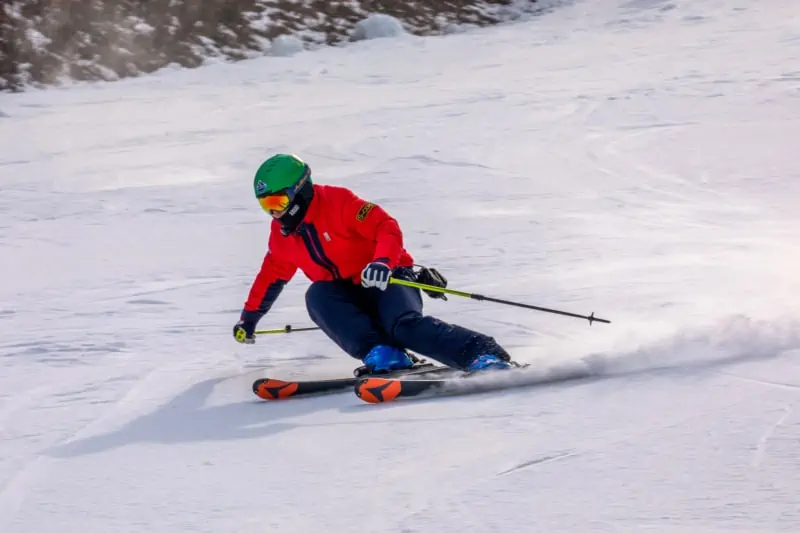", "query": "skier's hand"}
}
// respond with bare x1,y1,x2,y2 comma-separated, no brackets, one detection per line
415,266,448,301
361,260,392,291
233,320,256,344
